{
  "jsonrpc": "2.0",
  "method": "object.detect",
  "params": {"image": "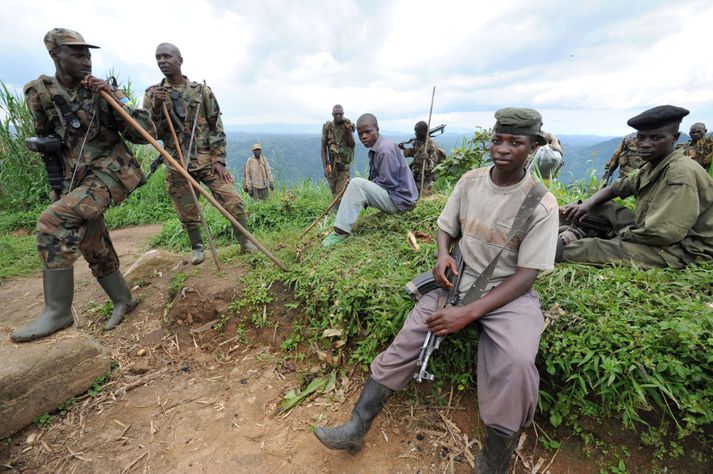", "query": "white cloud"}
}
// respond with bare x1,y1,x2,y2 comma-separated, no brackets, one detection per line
2,0,713,135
